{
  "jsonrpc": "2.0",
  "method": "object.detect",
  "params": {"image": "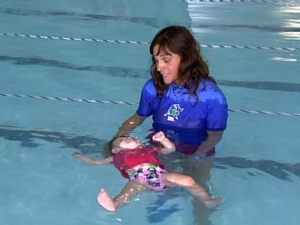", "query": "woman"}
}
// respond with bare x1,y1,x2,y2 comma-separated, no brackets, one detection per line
115,25,228,158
